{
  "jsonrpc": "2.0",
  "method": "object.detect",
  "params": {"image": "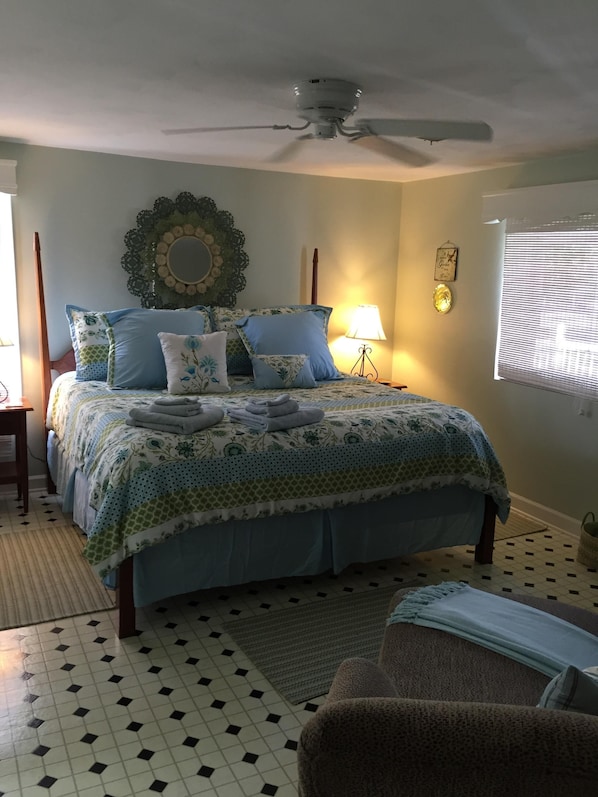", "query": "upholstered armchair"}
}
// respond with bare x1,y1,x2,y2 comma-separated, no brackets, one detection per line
297,589,598,796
